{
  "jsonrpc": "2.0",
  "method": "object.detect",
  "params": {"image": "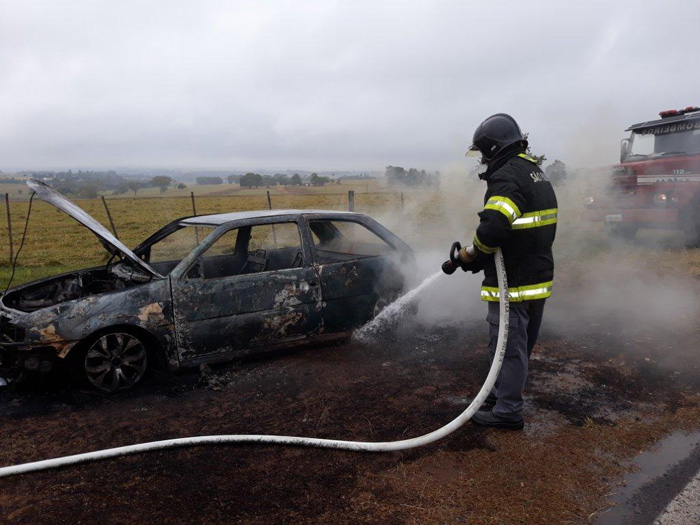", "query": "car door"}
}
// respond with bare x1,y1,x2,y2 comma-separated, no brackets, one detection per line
306,218,405,333
171,220,322,365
